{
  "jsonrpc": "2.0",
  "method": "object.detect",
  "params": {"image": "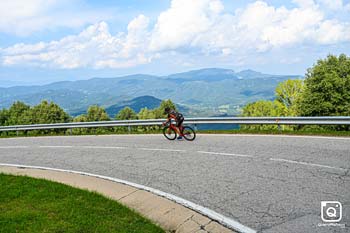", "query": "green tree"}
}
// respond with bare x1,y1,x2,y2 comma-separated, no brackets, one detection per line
299,54,350,116
28,100,70,124
86,105,110,121
241,100,285,130
154,99,177,118
73,114,88,122
137,107,159,133
84,105,110,134
275,79,304,116
0,109,9,126
72,114,89,134
6,101,31,125
116,107,138,120
138,107,156,119
242,100,284,117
